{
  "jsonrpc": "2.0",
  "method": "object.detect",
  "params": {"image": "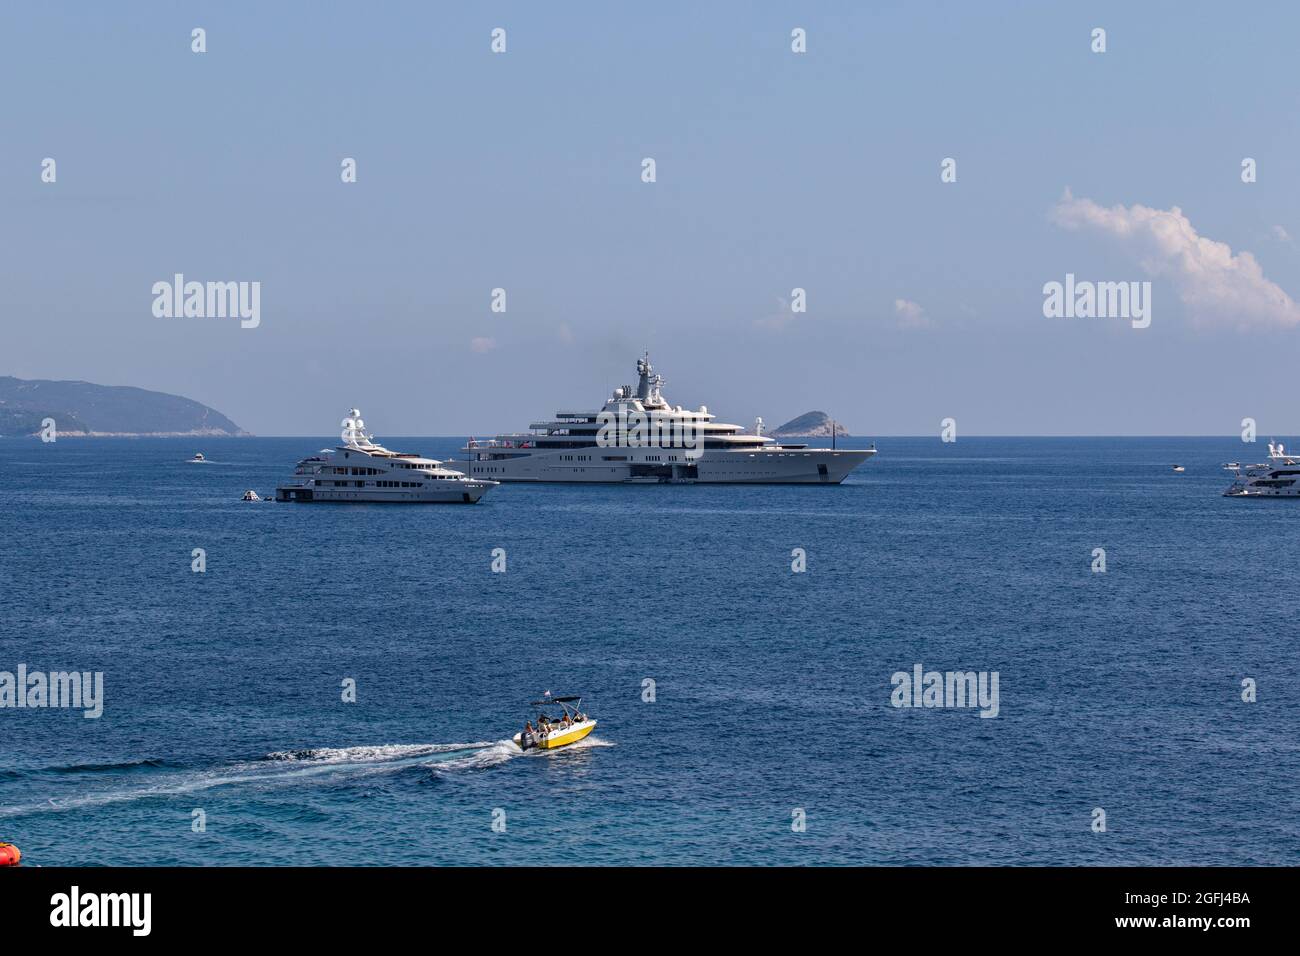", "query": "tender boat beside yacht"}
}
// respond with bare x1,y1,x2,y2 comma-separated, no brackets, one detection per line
275,409,498,504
